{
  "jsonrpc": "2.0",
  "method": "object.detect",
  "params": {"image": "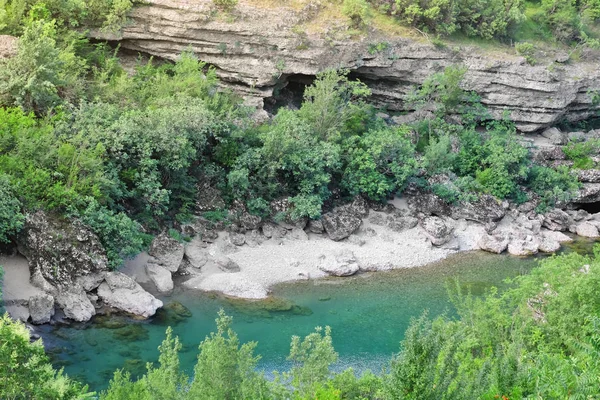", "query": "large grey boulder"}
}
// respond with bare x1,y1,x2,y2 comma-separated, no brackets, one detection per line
478,234,509,254
55,290,96,322
508,236,540,256
318,250,360,277
28,294,55,324
539,237,561,253
452,195,505,224
322,208,362,241
146,263,174,293
541,127,567,145
97,272,163,318
576,222,600,238
421,216,453,246
543,209,572,231
184,238,209,269
148,233,185,273
17,211,109,288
